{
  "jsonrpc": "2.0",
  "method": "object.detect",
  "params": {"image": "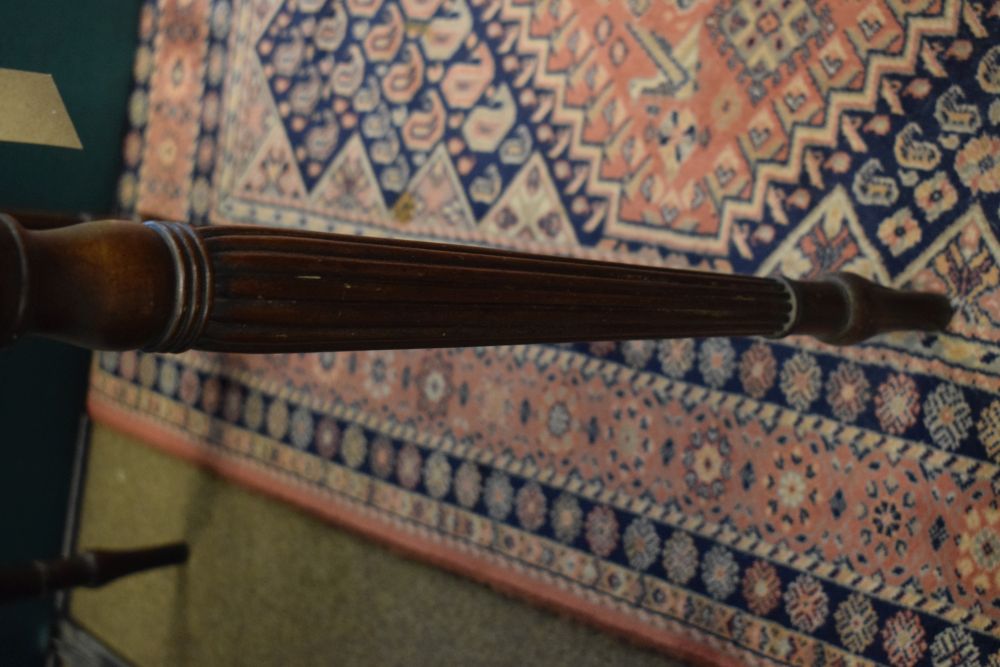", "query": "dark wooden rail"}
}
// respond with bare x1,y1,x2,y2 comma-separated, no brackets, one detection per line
0,214,953,352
